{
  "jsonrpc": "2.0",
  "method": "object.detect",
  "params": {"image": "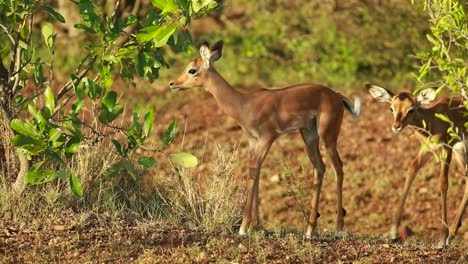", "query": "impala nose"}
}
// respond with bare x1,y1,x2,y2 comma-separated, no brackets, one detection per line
392,123,402,133
169,80,175,87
